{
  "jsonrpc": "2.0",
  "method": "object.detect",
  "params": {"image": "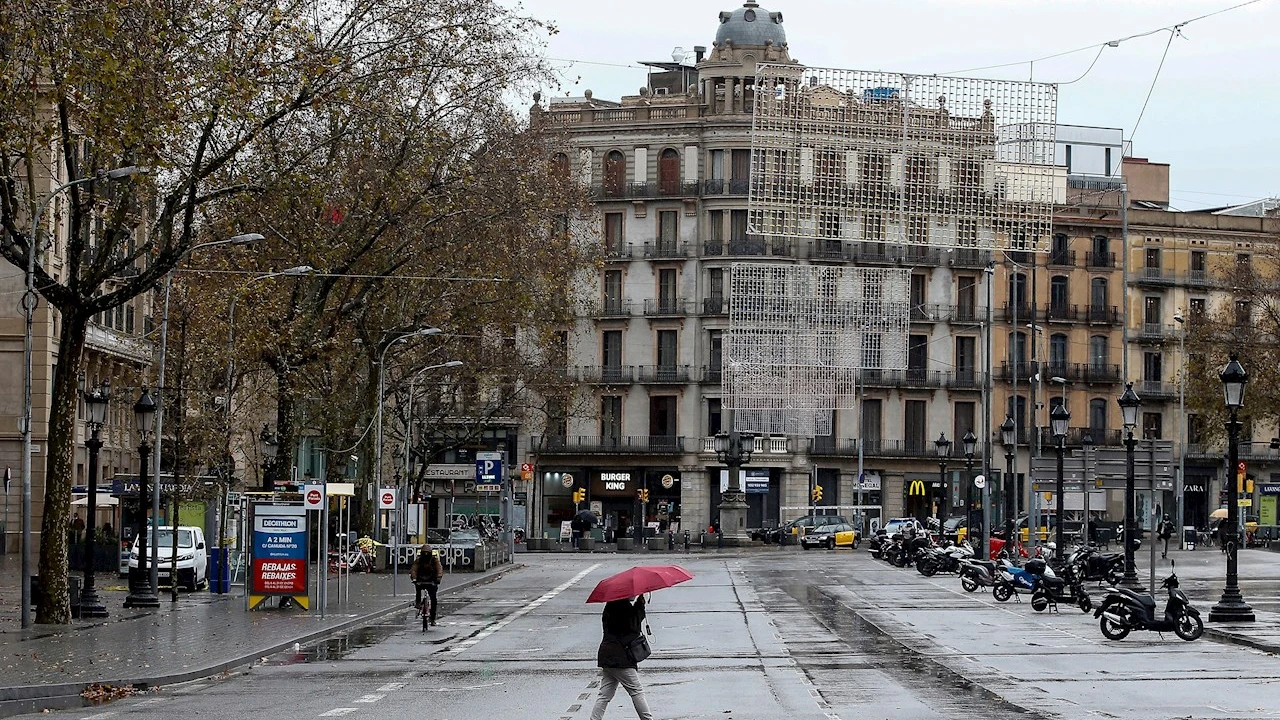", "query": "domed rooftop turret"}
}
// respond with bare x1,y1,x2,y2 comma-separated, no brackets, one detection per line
715,1,785,48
